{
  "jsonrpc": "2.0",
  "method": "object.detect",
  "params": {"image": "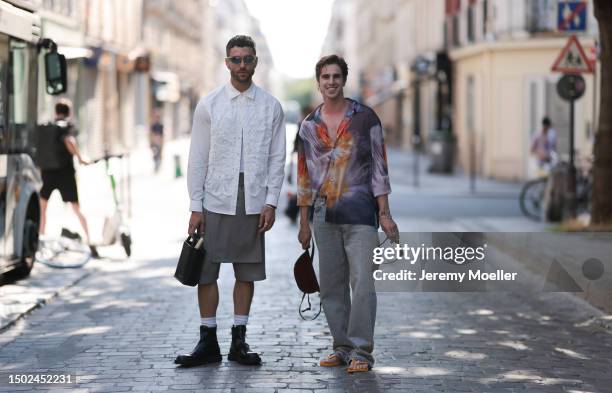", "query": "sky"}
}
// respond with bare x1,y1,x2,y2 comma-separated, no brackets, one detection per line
244,0,334,80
